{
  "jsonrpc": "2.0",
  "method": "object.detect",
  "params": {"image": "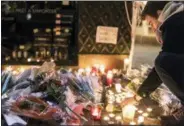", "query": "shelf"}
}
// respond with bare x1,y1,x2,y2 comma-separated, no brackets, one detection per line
2,59,78,66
